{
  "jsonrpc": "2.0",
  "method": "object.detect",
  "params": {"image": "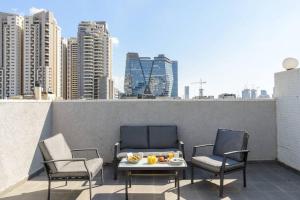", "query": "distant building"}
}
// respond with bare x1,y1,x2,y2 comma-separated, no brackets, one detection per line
124,53,176,97
218,93,236,99
242,89,251,99
184,86,189,99
61,38,67,99
77,21,112,99
171,61,178,97
258,90,270,99
23,11,62,97
0,12,23,99
193,95,214,100
251,89,257,99
67,37,78,99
